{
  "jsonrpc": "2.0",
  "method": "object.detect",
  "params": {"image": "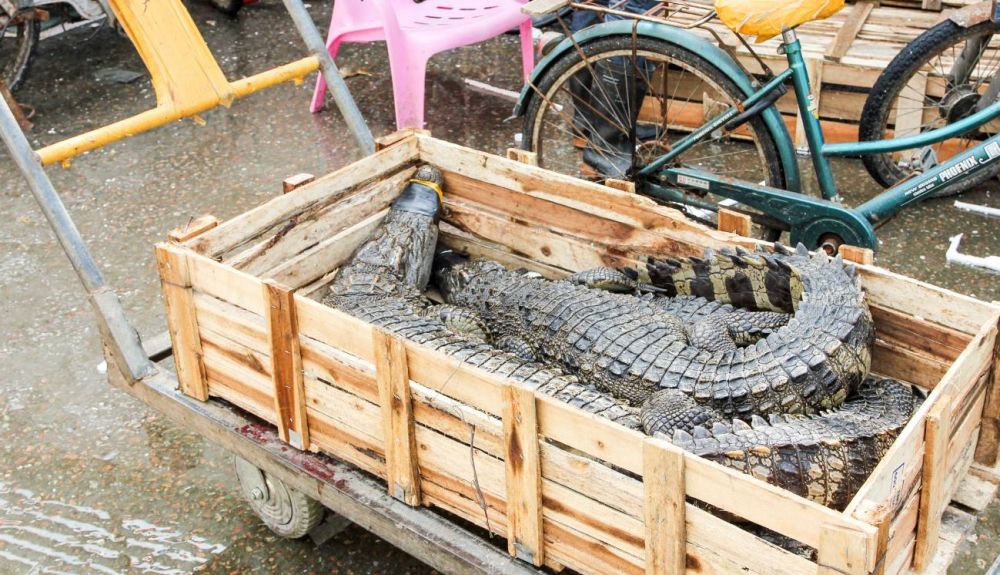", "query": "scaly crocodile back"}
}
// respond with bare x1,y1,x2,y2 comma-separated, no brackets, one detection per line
326,168,640,429
646,244,875,416
664,377,917,510
437,244,873,420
